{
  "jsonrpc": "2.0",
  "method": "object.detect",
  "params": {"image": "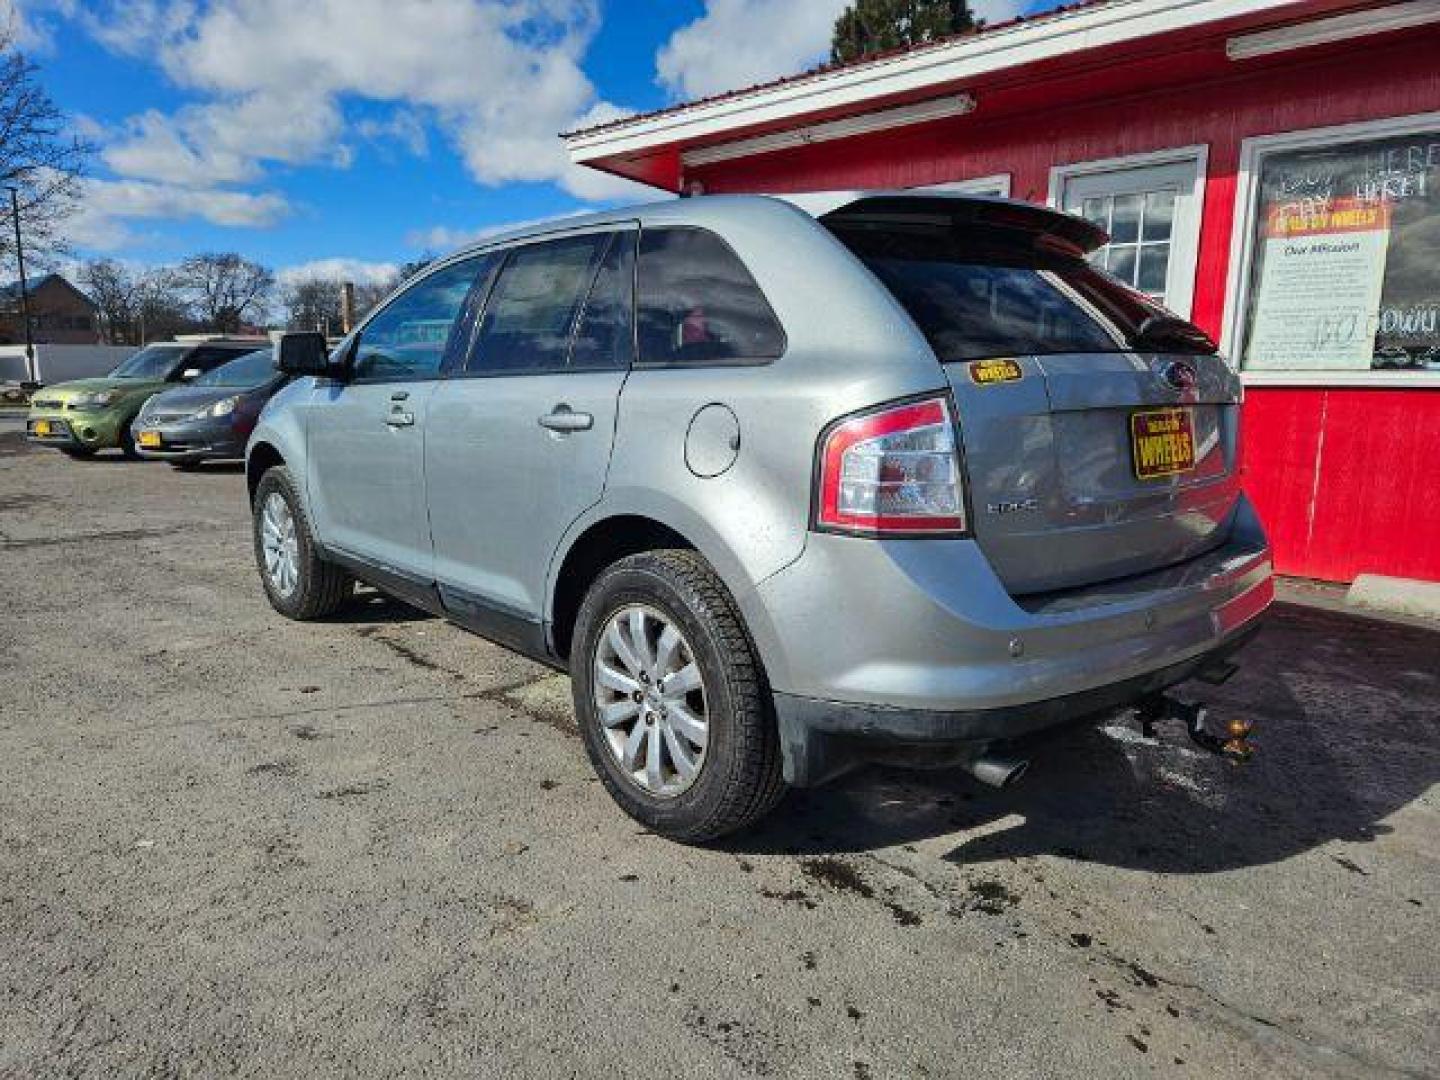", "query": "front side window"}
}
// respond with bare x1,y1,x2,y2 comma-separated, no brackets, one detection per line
467,233,610,375
354,257,486,381
1240,127,1440,373
636,227,785,365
